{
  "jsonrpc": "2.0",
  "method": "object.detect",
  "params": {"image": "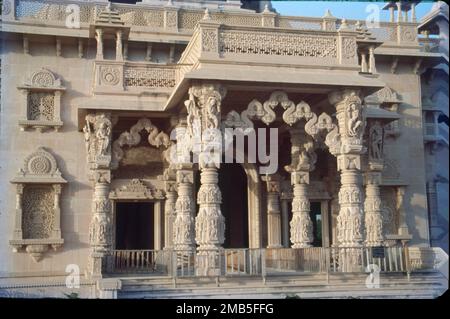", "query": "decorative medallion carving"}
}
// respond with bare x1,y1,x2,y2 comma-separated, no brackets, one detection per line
100,66,121,86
